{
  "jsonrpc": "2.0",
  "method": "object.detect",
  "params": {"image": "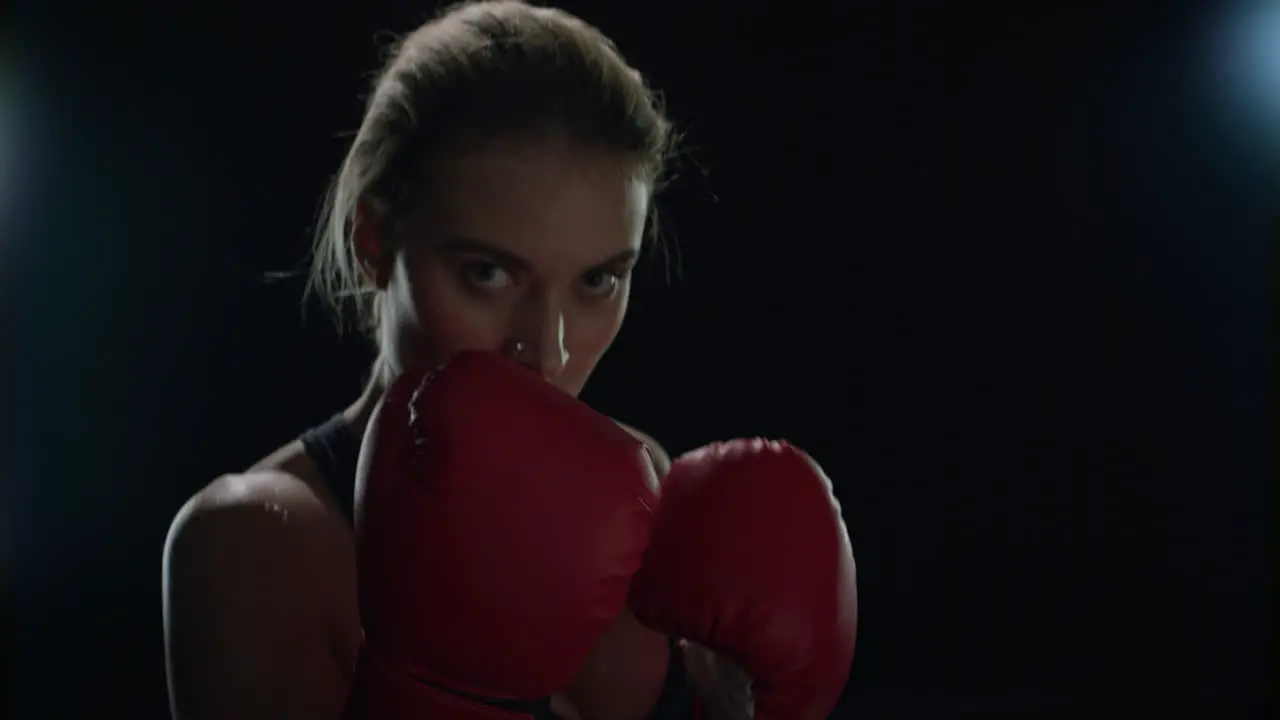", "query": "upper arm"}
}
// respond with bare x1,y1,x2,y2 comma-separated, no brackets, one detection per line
162,472,358,720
